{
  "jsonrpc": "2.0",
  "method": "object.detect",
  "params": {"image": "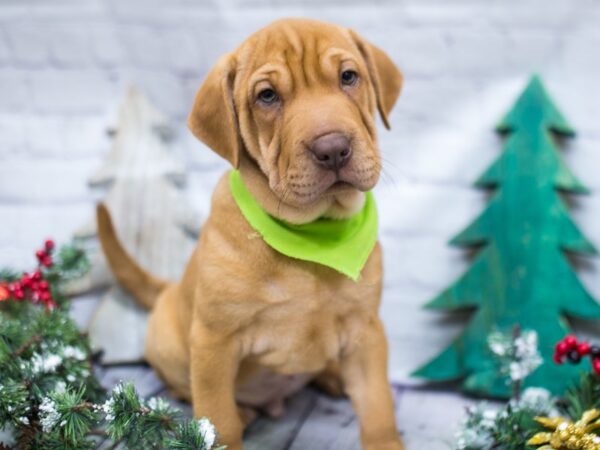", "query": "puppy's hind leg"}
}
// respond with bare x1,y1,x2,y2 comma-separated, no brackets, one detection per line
144,292,191,402
312,361,346,398
238,405,259,427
